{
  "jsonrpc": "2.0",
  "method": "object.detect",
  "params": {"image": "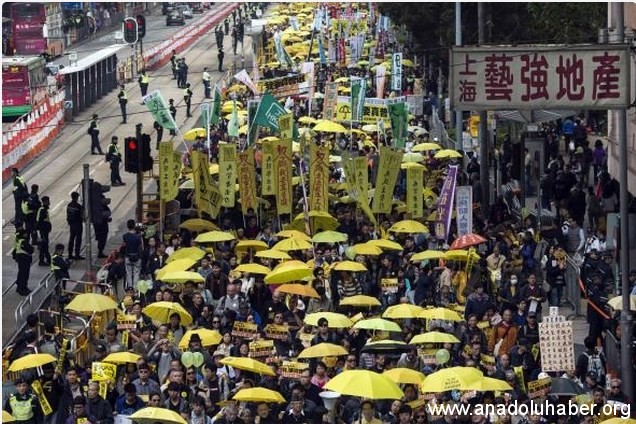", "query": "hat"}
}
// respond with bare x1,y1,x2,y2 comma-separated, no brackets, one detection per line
189,334,202,344
537,372,550,380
